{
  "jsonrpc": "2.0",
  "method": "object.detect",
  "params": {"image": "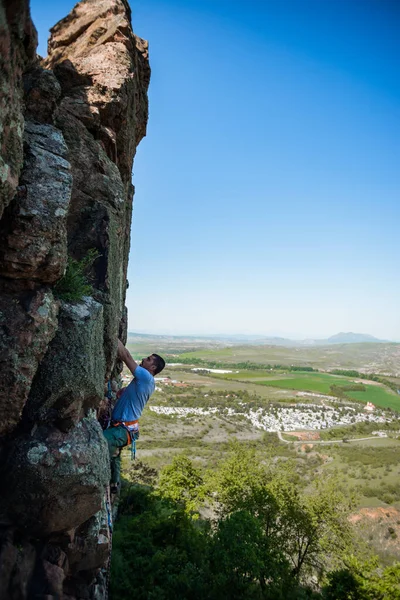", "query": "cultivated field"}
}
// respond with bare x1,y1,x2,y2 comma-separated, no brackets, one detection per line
213,371,399,410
